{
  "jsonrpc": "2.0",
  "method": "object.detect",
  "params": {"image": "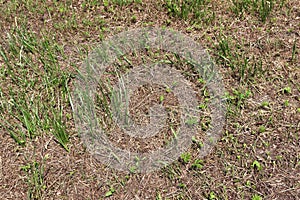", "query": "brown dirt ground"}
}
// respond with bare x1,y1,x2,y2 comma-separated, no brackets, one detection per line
0,0,299,199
